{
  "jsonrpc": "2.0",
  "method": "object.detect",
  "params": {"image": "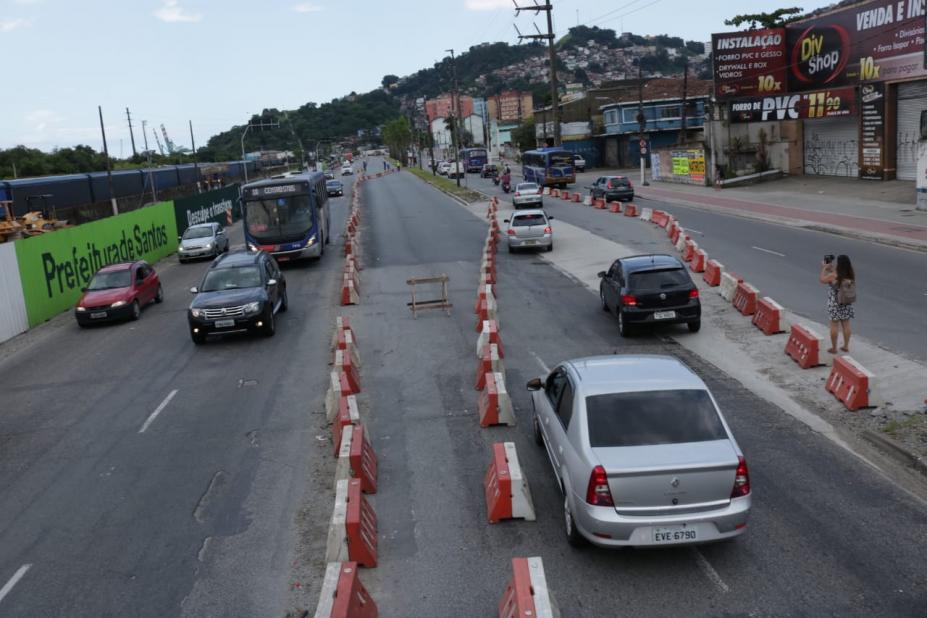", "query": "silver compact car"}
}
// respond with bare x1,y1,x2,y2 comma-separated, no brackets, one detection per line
512,182,543,208
504,209,553,253
178,222,229,263
528,355,751,548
